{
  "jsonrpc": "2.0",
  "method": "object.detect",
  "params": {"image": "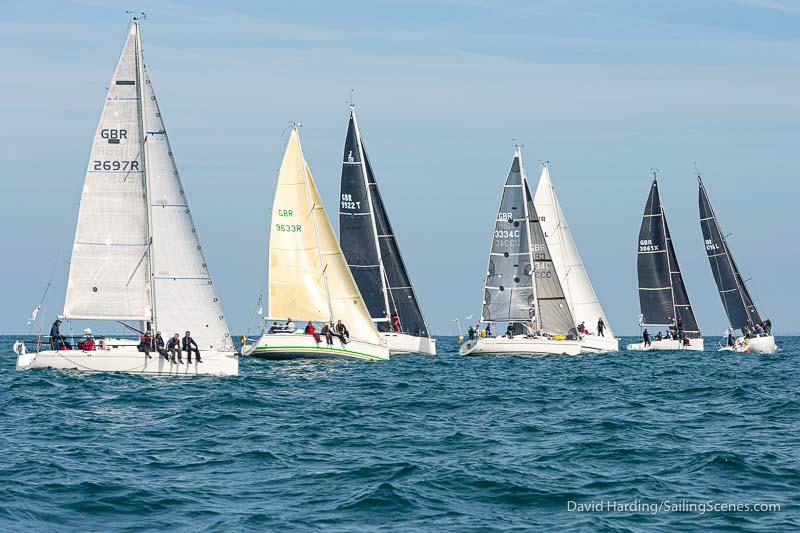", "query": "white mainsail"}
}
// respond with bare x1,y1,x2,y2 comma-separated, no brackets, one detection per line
64,24,151,321
65,21,230,350
141,62,231,351
533,165,614,337
268,127,381,345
